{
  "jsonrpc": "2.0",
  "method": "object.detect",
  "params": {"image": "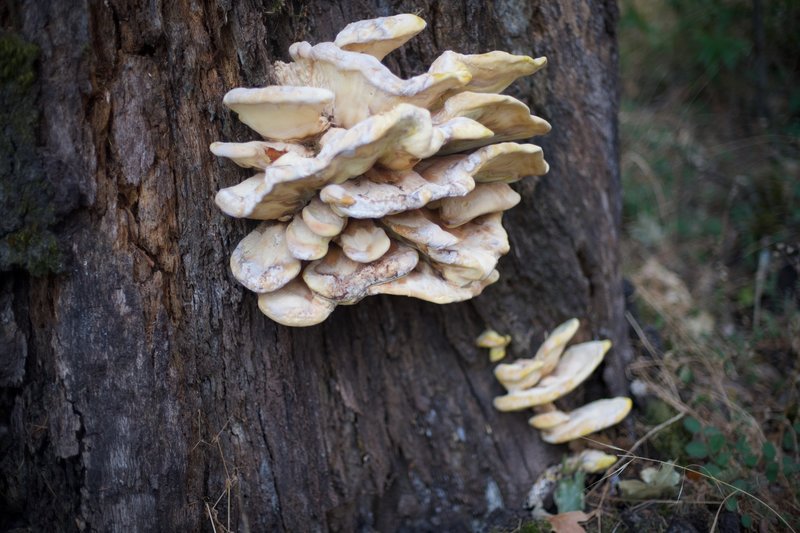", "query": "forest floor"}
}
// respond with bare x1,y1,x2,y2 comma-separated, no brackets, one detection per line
579,98,799,532
504,2,799,531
